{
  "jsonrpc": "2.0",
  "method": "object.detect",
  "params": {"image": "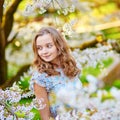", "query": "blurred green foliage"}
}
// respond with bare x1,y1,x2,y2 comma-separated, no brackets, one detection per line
99,57,113,67
8,64,19,79
18,75,31,91
92,2,118,17
113,79,120,89
80,57,113,84
31,108,41,120
19,98,32,104
101,92,114,102
103,27,120,39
